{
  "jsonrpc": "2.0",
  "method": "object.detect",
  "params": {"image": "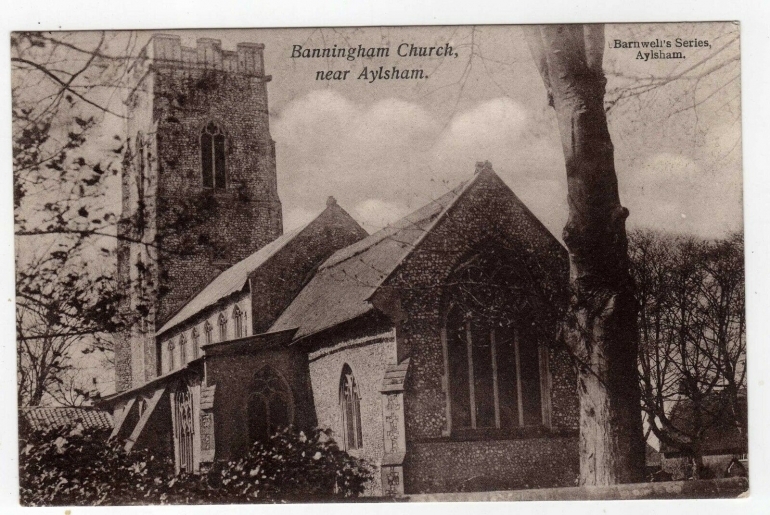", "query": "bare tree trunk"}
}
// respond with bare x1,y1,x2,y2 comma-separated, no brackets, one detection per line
525,24,645,485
